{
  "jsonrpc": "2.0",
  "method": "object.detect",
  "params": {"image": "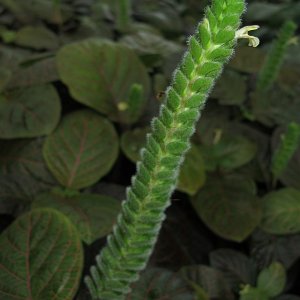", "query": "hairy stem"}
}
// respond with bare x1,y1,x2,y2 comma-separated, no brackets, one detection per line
85,0,253,299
